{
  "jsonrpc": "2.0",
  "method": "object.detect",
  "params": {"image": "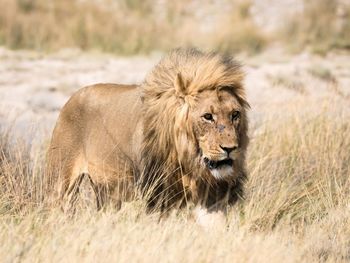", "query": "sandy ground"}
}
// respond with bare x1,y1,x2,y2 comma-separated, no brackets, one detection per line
0,47,349,144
